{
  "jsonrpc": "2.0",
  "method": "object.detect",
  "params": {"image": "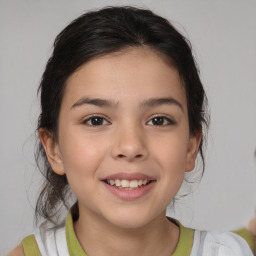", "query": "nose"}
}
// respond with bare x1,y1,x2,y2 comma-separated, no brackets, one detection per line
111,124,148,162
